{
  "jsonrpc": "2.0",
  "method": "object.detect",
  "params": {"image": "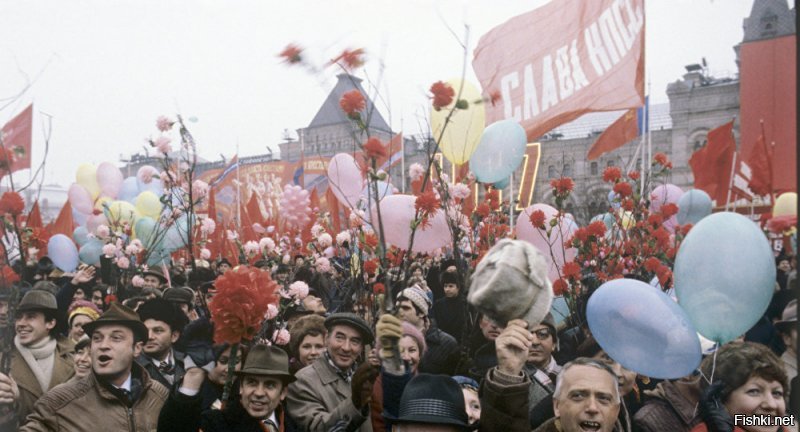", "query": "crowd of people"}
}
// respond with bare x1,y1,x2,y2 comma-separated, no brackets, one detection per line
0,246,796,432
